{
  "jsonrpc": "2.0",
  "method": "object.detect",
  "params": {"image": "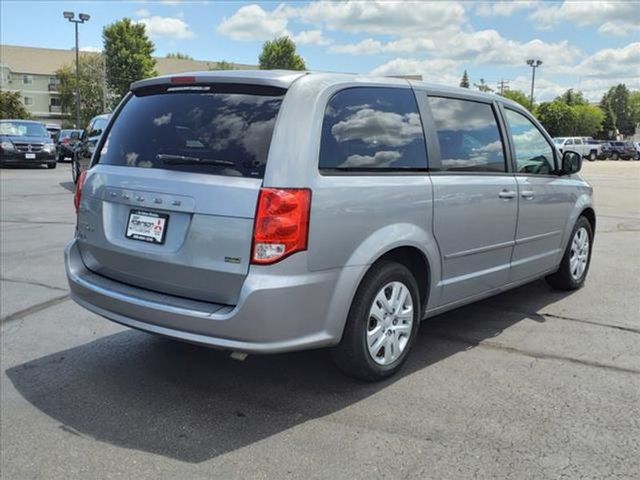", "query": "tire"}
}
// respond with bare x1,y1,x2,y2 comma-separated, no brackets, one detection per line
58,153,65,162
71,159,79,183
611,152,619,160
588,151,597,161
47,162,56,169
331,261,421,381
545,216,593,291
